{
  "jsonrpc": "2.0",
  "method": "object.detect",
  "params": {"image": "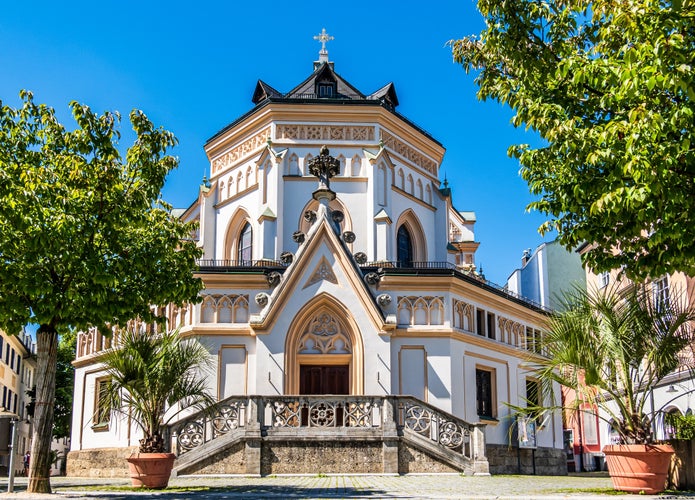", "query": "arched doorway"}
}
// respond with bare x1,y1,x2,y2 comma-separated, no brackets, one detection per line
285,295,364,395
